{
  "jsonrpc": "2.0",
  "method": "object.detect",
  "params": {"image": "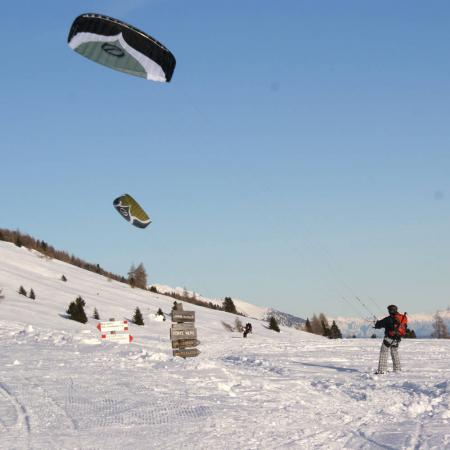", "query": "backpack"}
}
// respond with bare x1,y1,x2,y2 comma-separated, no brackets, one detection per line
387,312,408,338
